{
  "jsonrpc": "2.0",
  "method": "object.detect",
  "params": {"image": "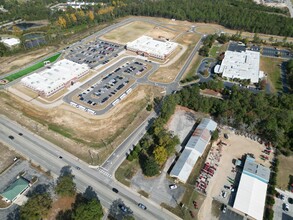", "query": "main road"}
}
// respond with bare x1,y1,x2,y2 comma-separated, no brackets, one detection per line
0,115,180,220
